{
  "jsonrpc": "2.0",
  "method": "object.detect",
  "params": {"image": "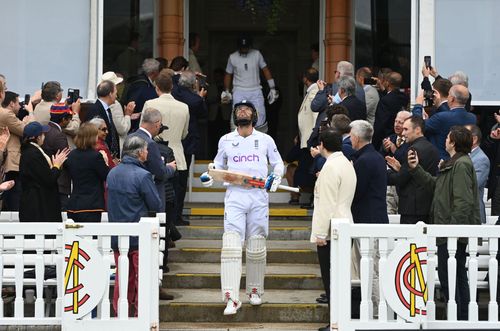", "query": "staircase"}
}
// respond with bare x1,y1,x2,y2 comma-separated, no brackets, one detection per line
160,160,326,330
